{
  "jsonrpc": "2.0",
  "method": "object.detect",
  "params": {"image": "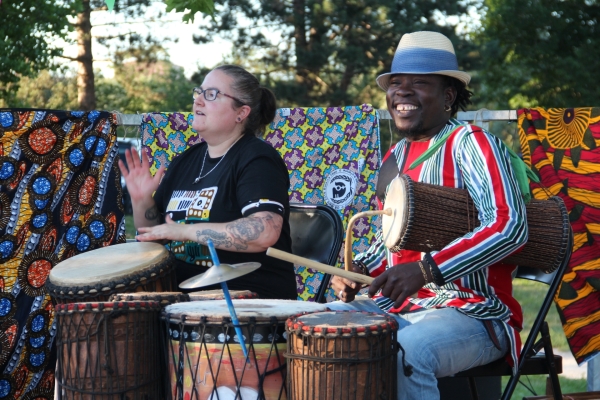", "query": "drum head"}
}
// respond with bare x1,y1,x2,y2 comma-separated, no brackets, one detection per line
49,242,170,287
382,175,409,250
289,310,397,334
163,299,329,324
